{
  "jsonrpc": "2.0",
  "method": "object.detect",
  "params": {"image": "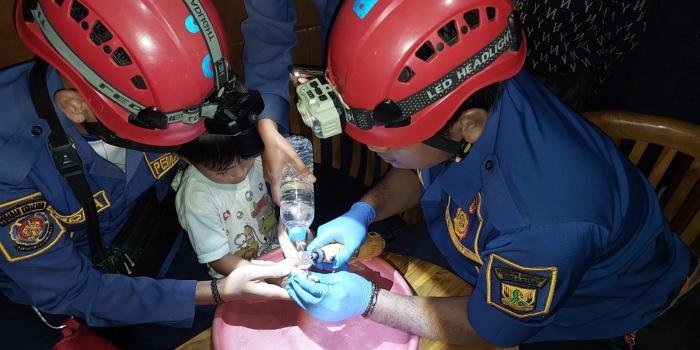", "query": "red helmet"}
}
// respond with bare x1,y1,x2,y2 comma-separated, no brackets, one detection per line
328,0,526,147
15,0,230,148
